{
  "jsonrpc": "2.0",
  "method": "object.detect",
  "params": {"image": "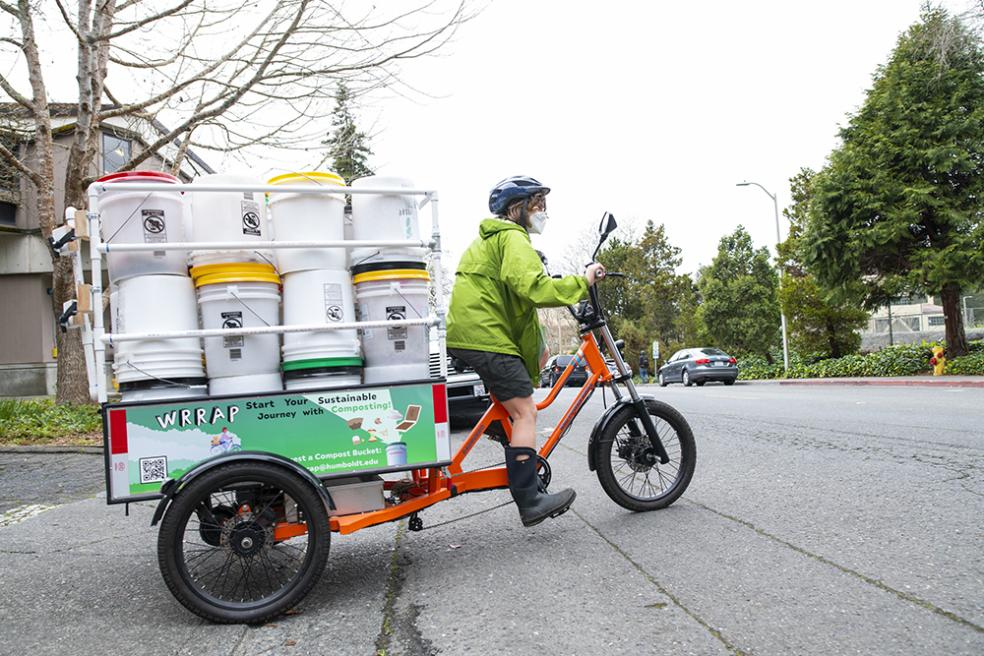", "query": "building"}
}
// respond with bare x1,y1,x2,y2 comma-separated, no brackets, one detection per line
0,104,212,396
860,293,984,350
